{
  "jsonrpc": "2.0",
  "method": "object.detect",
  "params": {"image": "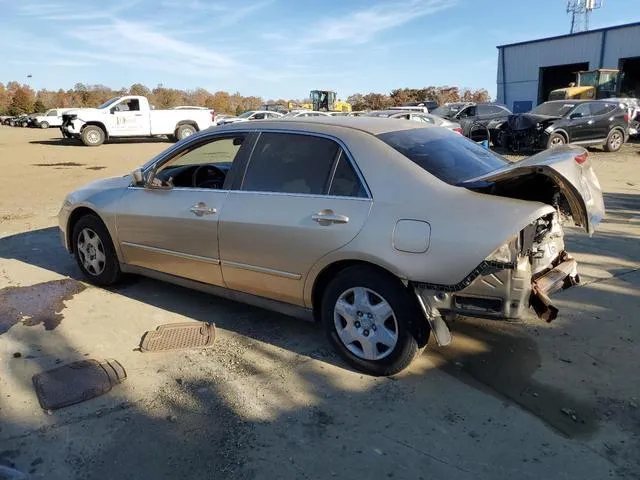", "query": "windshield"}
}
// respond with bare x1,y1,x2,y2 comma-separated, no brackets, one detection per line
531,102,577,116
431,104,465,118
578,71,597,87
377,128,508,185
97,97,123,109
238,111,255,119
